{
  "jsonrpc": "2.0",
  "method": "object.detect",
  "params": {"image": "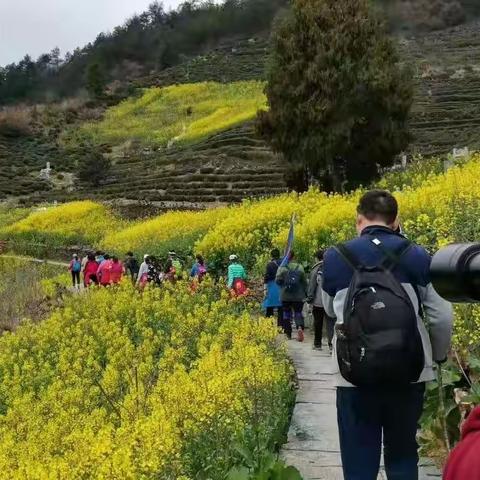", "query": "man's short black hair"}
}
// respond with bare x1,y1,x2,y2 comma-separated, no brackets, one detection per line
316,249,324,261
271,248,280,259
357,190,398,225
